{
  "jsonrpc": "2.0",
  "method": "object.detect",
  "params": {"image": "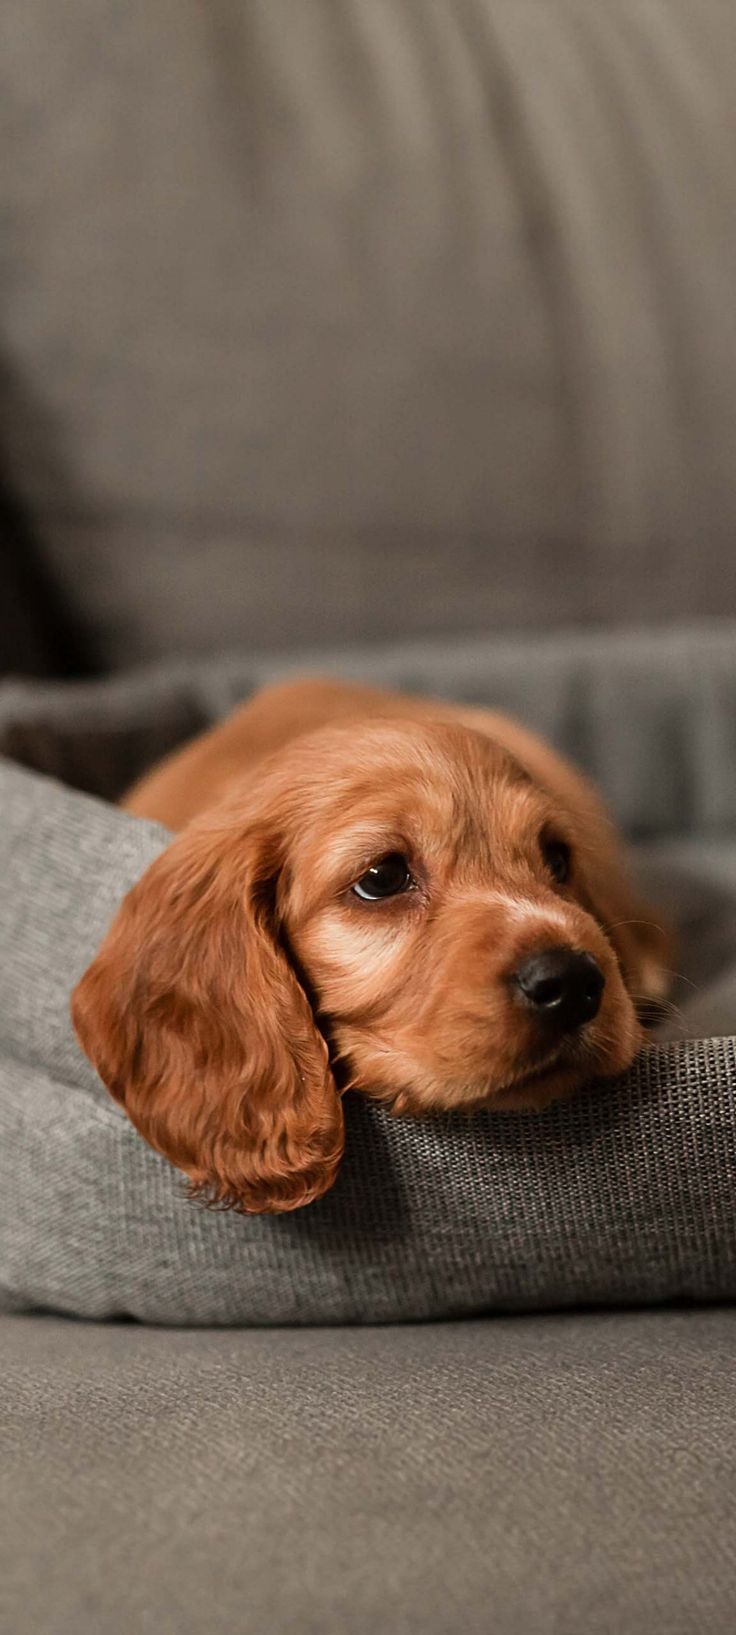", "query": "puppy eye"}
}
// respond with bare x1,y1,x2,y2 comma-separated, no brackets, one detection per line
352,852,414,901
542,835,572,885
